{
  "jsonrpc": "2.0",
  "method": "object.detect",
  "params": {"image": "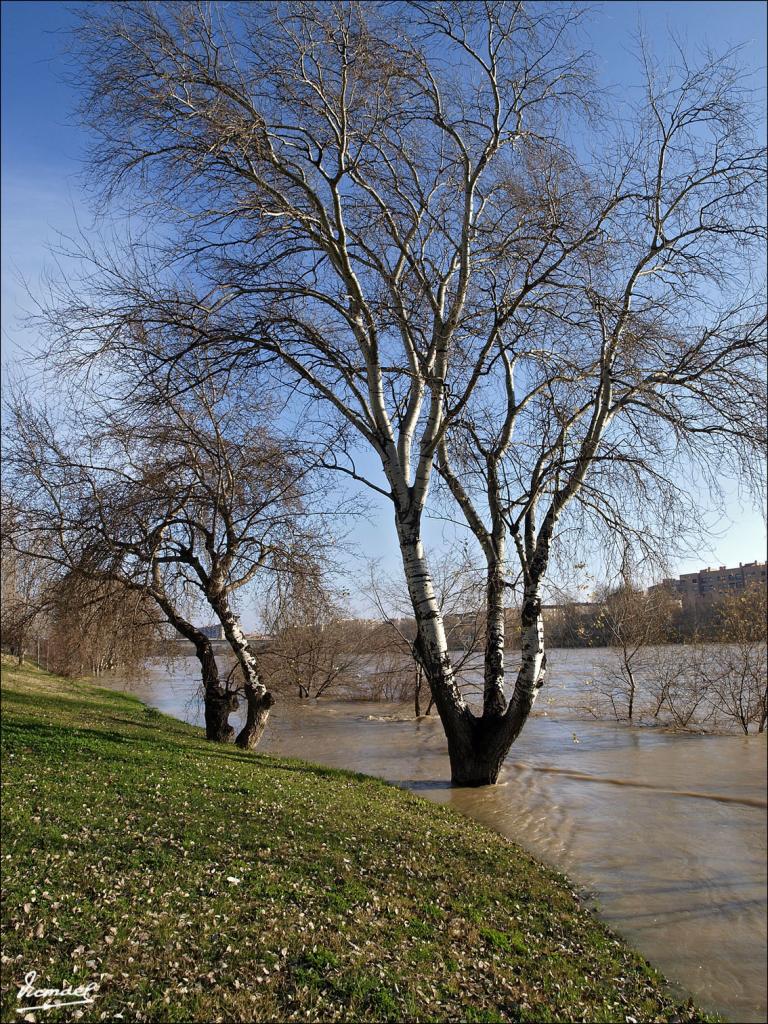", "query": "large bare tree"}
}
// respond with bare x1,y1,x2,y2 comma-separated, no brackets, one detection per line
5,372,330,747
47,1,766,782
